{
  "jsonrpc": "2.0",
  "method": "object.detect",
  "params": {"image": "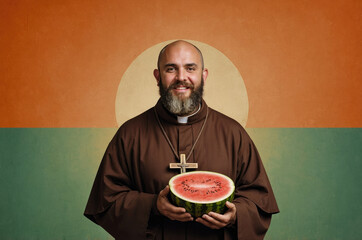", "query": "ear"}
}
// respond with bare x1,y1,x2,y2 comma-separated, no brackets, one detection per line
153,69,160,86
202,68,208,83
